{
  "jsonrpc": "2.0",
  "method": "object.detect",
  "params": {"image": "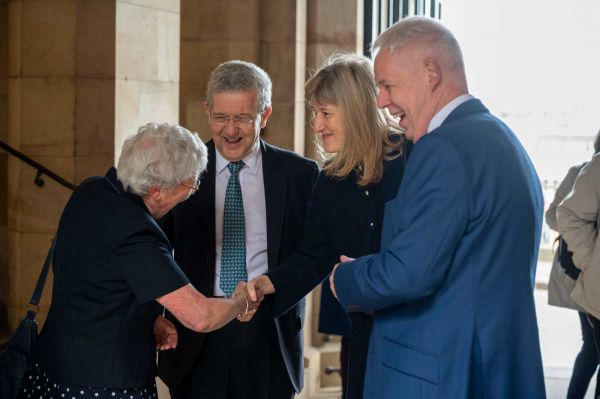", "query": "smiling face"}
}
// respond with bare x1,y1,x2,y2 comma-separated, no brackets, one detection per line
374,48,435,143
312,103,345,153
205,91,272,161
